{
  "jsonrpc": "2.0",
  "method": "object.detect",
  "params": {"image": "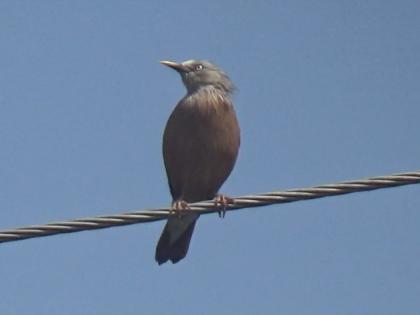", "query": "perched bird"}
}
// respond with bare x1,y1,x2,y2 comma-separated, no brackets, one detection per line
155,59,240,265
